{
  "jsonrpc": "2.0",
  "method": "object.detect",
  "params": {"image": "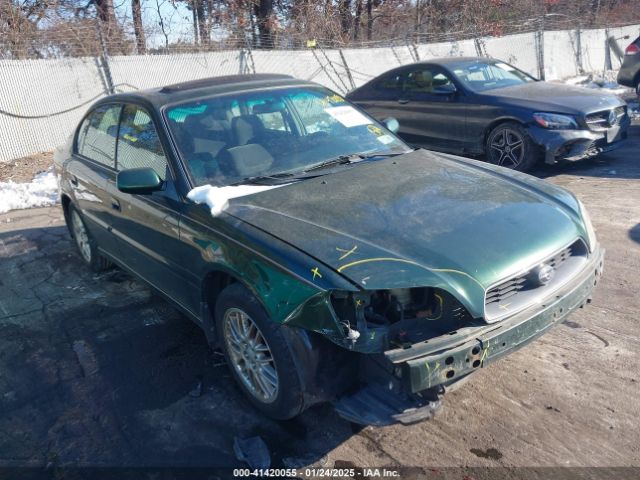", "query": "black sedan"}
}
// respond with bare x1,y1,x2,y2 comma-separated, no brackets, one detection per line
617,36,640,95
347,57,630,171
